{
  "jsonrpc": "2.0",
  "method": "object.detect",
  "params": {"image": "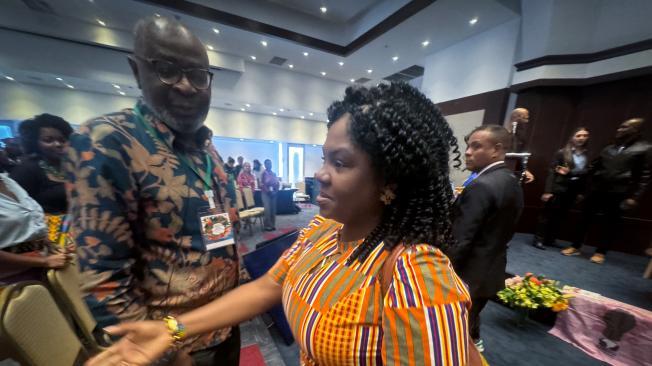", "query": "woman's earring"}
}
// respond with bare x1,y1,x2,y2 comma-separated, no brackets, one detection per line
380,188,396,205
